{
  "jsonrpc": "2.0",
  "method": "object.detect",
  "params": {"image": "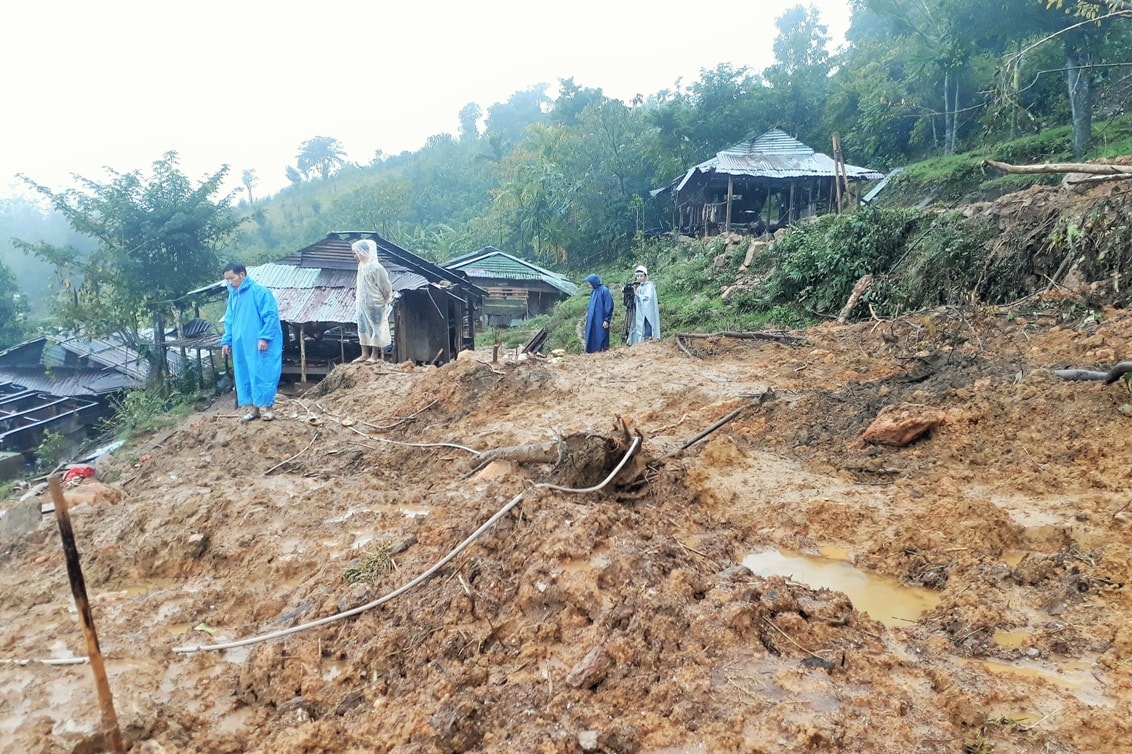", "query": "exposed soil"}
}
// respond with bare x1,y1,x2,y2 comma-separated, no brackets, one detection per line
4,182,1132,753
